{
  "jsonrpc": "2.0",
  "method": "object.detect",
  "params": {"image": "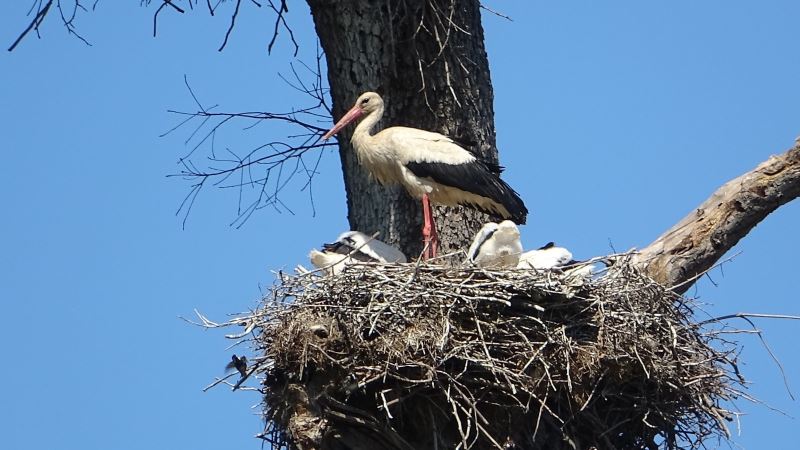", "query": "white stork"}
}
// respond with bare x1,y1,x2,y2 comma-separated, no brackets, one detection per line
517,242,596,279
466,220,523,269
517,242,573,270
309,231,407,275
322,92,528,258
